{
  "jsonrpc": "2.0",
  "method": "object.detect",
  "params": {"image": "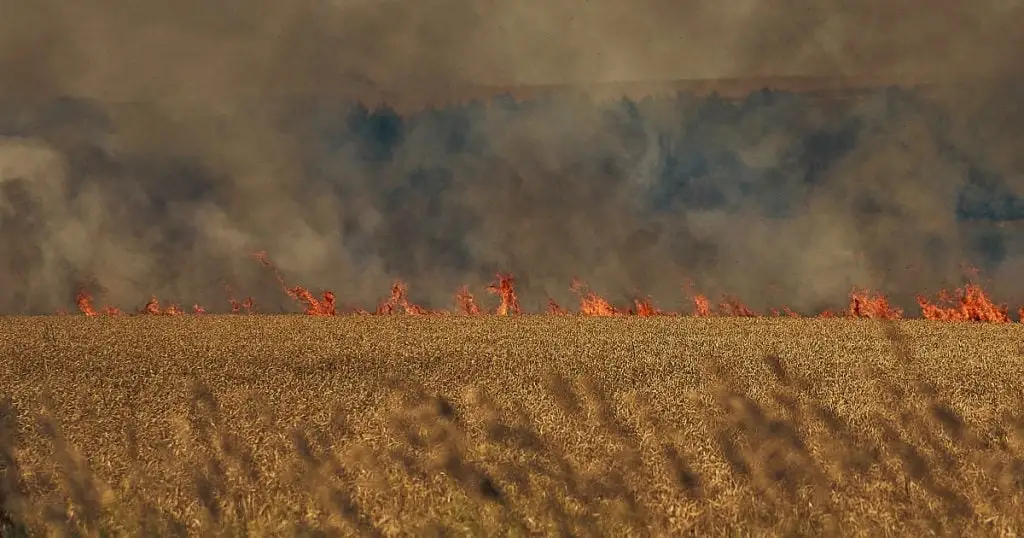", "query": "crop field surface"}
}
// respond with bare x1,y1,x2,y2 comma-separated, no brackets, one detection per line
2,316,1024,536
